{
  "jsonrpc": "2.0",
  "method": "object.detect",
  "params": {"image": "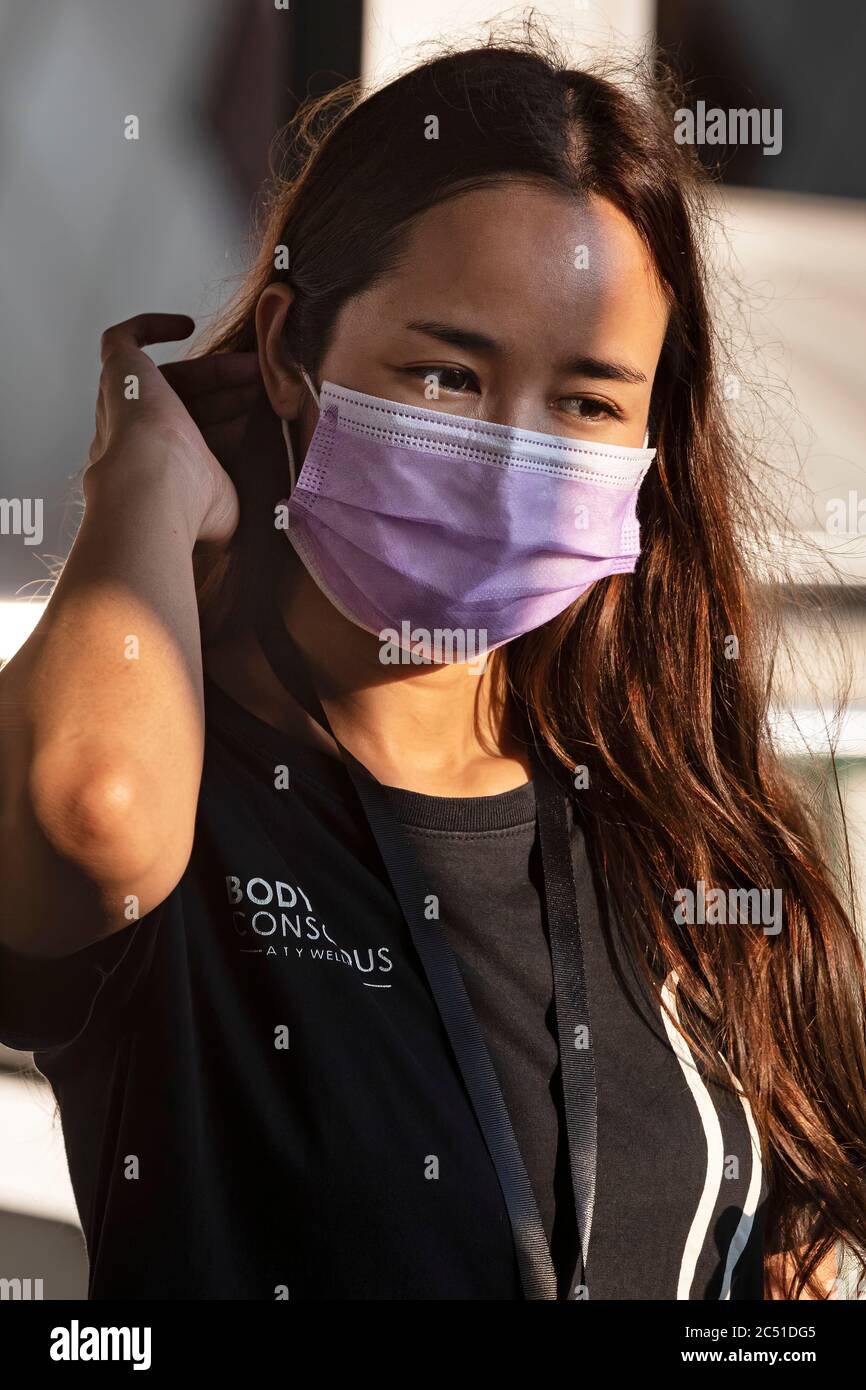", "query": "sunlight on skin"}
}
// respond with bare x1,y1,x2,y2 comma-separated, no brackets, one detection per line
765,1246,840,1300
